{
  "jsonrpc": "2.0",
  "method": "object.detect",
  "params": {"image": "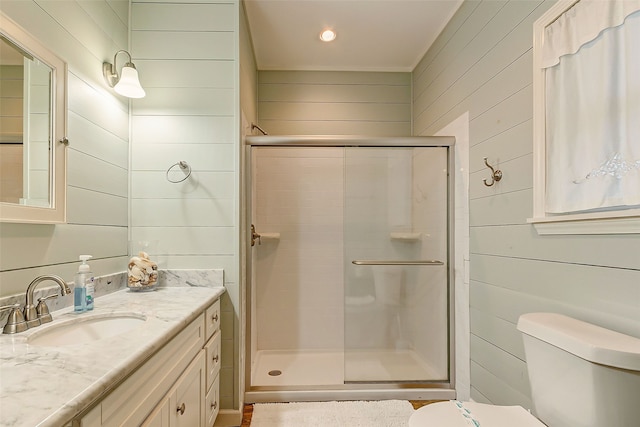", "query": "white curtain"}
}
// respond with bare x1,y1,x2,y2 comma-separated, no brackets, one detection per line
544,0,640,213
